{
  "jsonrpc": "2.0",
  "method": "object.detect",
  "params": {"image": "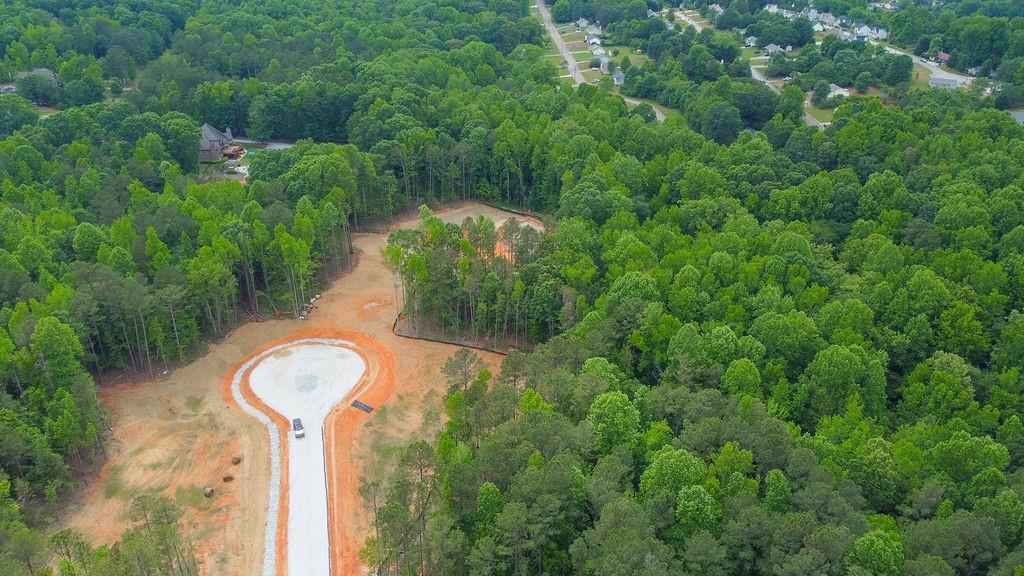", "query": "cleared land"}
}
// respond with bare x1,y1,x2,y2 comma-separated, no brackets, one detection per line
62,203,519,575
245,341,366,575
